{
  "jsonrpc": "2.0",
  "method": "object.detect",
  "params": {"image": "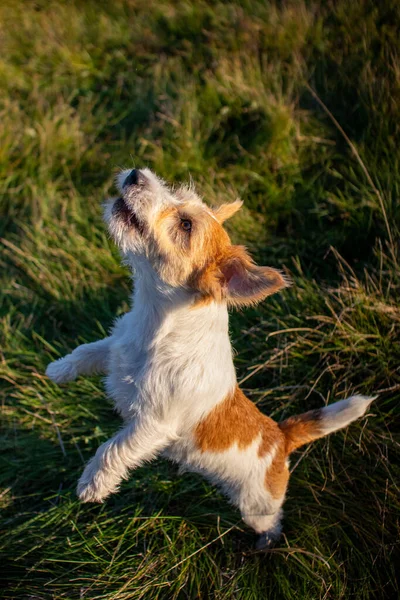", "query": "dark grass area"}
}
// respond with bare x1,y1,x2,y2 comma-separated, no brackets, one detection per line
1,1,399,598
